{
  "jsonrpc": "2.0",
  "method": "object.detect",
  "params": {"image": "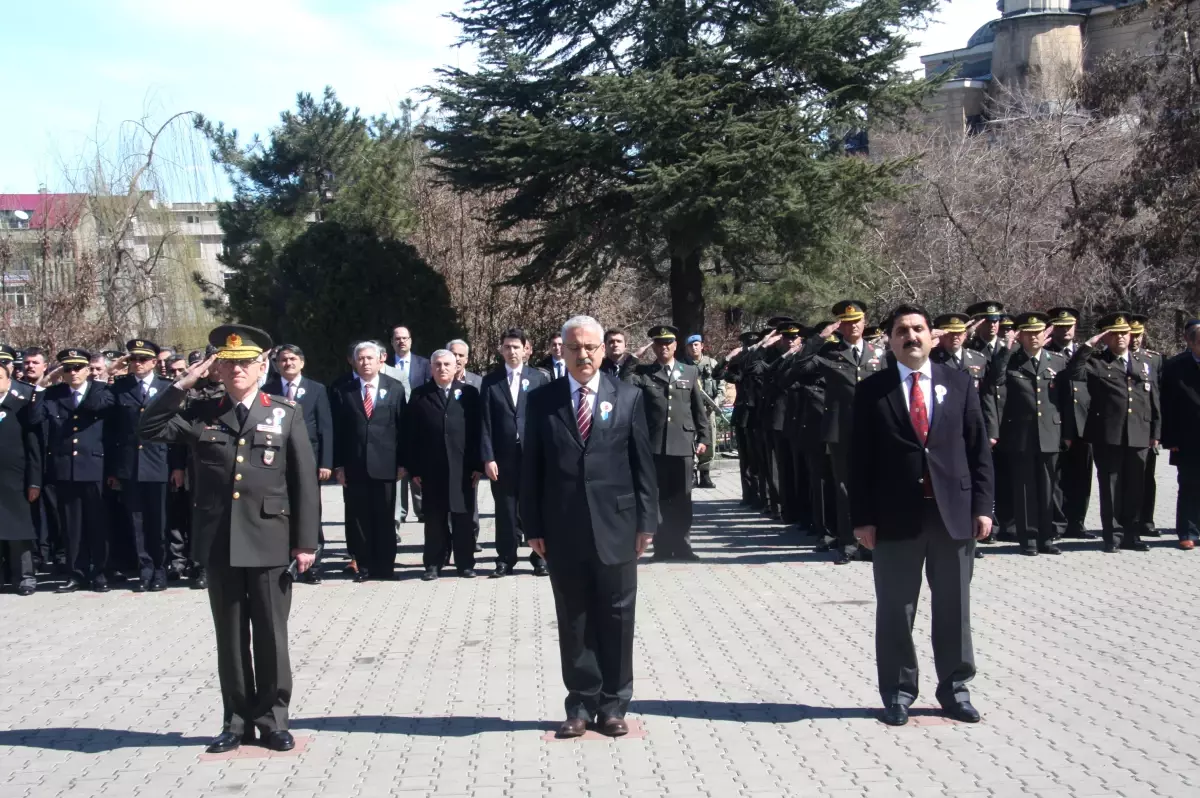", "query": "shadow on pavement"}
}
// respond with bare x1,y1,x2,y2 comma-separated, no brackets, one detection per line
0,728,211,753
291,715,555,736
